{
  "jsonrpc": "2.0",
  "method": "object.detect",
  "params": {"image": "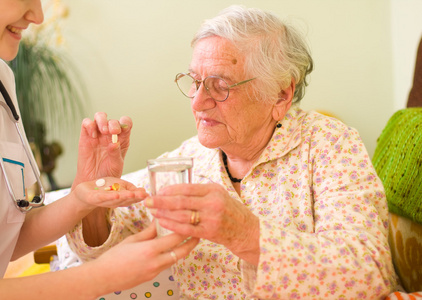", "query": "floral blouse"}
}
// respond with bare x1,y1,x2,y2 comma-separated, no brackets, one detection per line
67,105,396,299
